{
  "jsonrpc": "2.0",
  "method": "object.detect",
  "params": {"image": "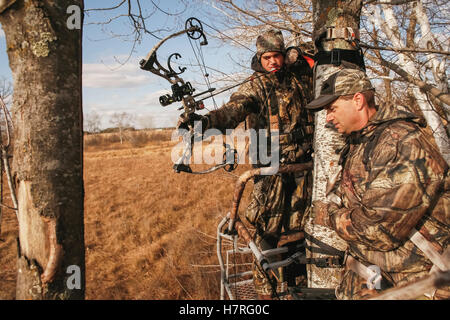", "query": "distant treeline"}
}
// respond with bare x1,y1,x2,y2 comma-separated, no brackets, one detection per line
84,128,173,148
84,127,175,135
